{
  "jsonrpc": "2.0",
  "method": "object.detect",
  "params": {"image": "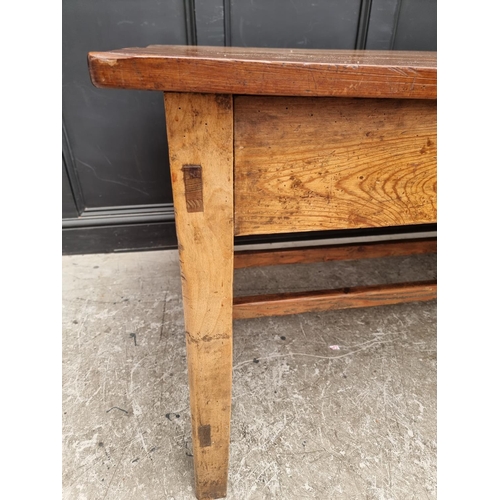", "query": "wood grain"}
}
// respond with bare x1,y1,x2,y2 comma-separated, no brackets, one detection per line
233,281,437,320
182,165,204,213
234,238,436,269
165,92,234,500
234,96,437,236
88,45,436,99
